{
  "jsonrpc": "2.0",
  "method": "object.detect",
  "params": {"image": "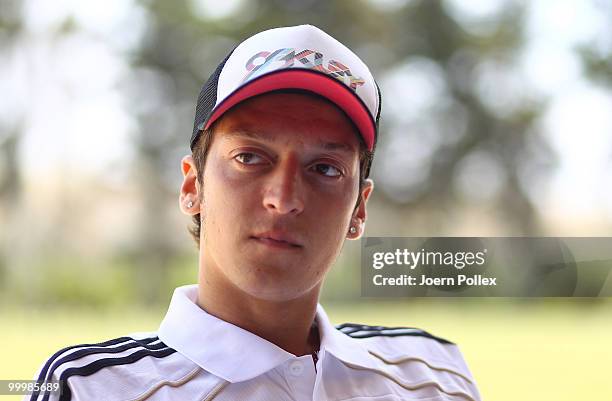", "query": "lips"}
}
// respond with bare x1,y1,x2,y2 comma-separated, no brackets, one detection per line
251,231,303,248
